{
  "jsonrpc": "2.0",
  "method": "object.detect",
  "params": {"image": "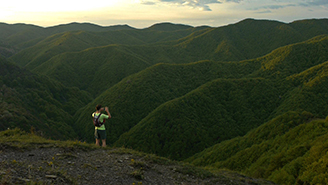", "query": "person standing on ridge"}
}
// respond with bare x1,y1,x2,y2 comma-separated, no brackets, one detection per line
92,105,111,147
